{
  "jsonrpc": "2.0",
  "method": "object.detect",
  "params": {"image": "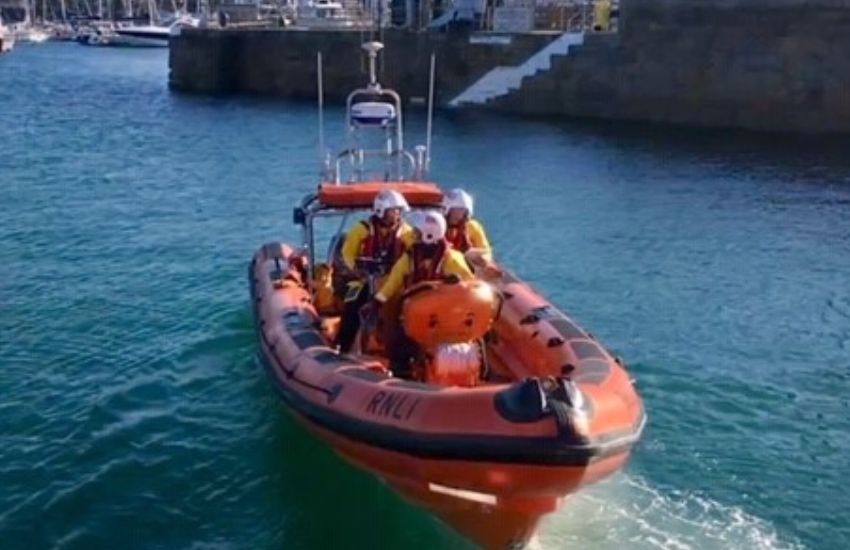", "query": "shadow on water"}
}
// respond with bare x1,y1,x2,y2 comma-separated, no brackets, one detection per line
259,382,472,550
210,305,471,549
442,109,850,186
